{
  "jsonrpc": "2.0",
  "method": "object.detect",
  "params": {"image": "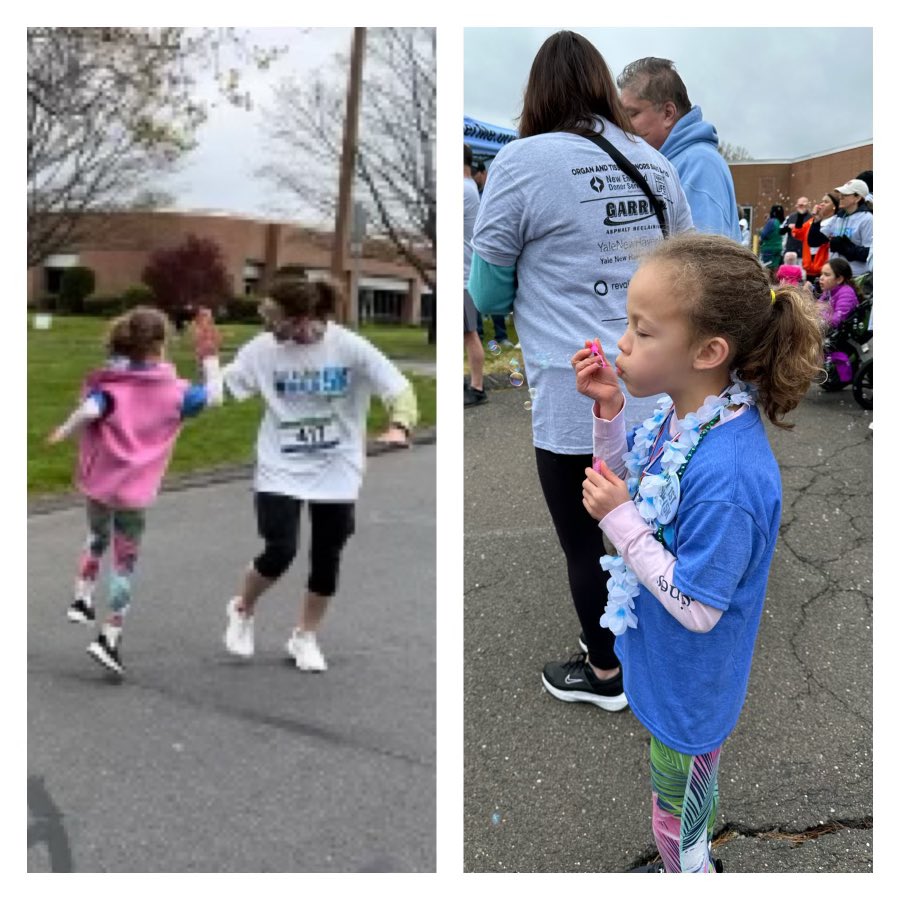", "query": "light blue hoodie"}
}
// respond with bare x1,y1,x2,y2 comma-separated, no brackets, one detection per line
660,106,741,242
